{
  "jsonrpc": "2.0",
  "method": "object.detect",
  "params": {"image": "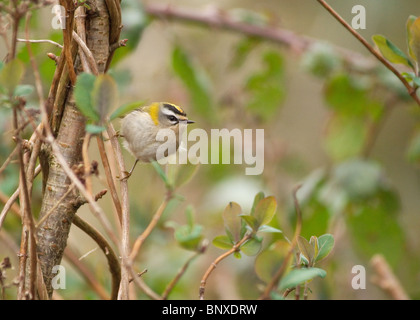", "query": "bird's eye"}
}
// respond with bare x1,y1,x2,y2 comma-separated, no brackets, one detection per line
168,115,178,122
